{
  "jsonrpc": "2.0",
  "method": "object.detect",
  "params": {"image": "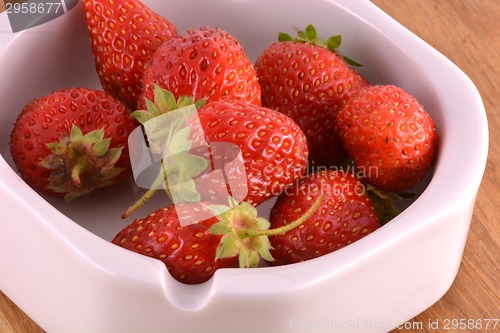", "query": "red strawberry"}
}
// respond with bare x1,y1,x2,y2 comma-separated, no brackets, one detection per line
268,169,380,265
9,87,138,200
195,100,308,206
82,0,177,109
255,24,369,166
122,88,309,218
138,27,261,110
114,194,324,283
112,203,239,284
334,84,439,192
